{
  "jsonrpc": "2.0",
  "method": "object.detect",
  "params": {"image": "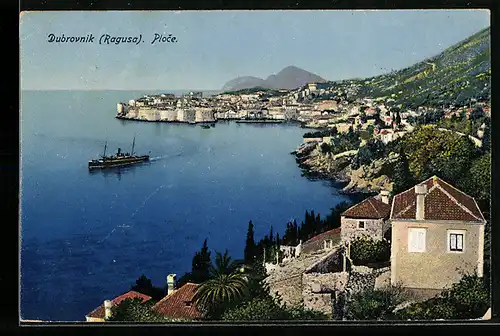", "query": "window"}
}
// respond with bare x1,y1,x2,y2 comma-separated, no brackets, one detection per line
358,221,365,229
324,239,333,250
408,228,426,252
448,230,465,253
